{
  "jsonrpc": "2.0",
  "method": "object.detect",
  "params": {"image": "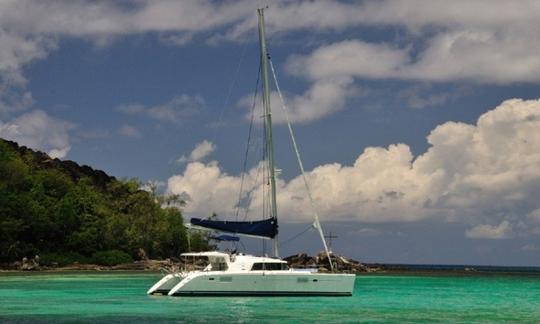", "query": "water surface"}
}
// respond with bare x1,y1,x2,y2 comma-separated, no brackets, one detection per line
1,272,539,323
